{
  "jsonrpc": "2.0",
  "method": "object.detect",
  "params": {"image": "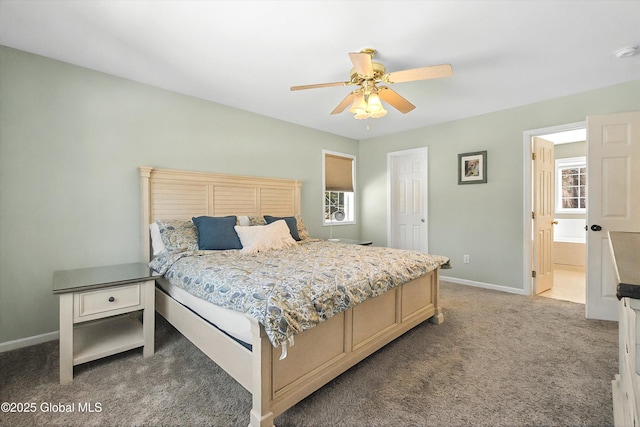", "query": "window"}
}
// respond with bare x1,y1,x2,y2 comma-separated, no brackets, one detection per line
323,150,355,225
555,156,587,213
